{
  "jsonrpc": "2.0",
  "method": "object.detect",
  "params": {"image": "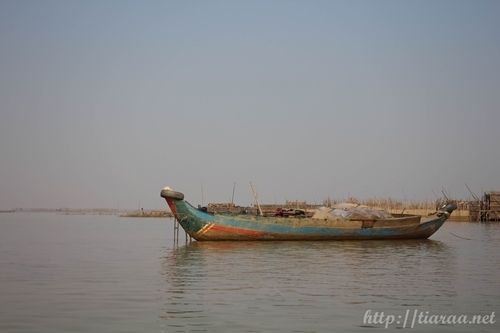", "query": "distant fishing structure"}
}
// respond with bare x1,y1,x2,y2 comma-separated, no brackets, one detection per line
468,191,500,222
